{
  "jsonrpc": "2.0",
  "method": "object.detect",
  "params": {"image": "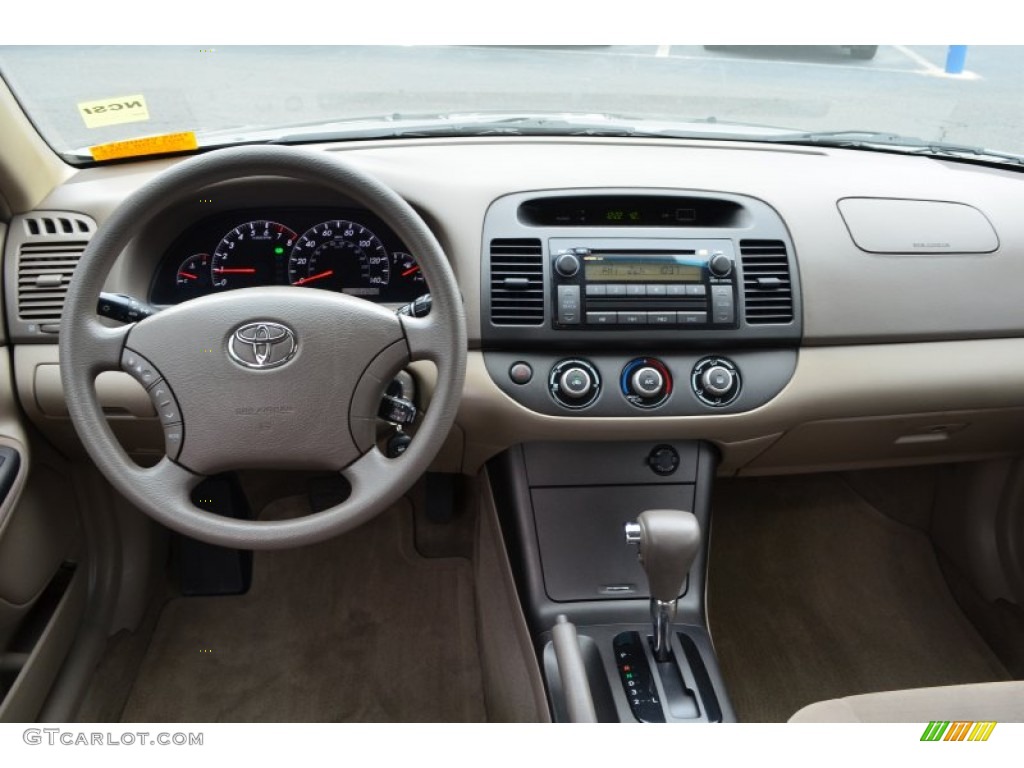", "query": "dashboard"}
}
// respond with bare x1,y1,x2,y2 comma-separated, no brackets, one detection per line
8,137,1024,478
148,207,428,305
